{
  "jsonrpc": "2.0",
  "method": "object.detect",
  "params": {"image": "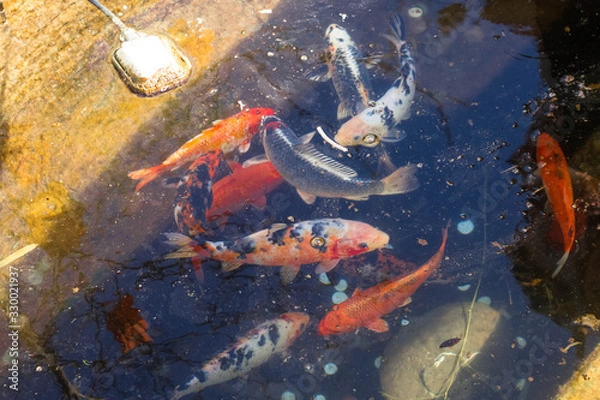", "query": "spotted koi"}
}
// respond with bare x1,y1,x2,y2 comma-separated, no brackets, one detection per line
335,13,416,147
170,312,309,399
165,218,390,284
322,23,374,120
173,151,223,237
